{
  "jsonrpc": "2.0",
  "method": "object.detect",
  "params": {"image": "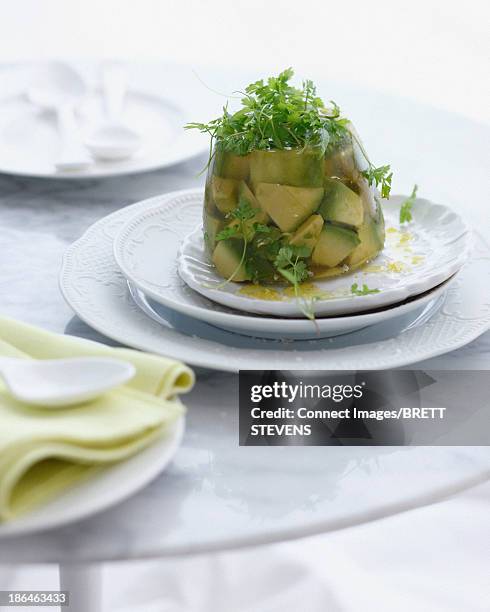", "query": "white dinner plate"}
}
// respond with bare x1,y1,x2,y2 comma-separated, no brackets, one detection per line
127,279,454,341
113,189,461,336
0,63,206,178
124,269,457,342
127,280,447,343
0,418,184,537
175,195,470,316
60,190,490,372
